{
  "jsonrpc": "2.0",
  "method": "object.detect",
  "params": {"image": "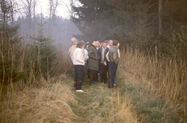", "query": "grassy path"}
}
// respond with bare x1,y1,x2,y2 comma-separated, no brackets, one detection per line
70,80,137,123
70,67,183,123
